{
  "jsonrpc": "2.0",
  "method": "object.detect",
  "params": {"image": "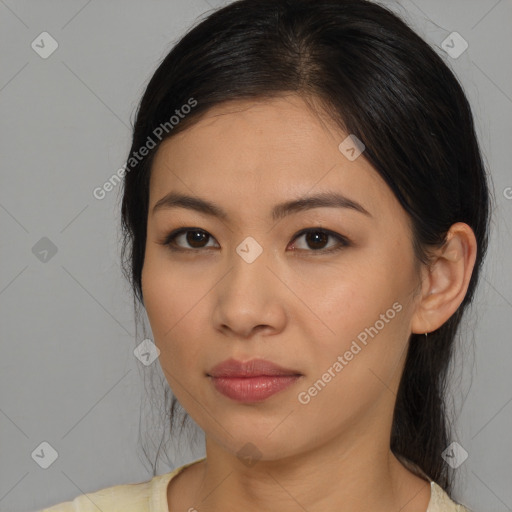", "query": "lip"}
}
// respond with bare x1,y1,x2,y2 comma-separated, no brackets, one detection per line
208,357,301,378
207,358,302,403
